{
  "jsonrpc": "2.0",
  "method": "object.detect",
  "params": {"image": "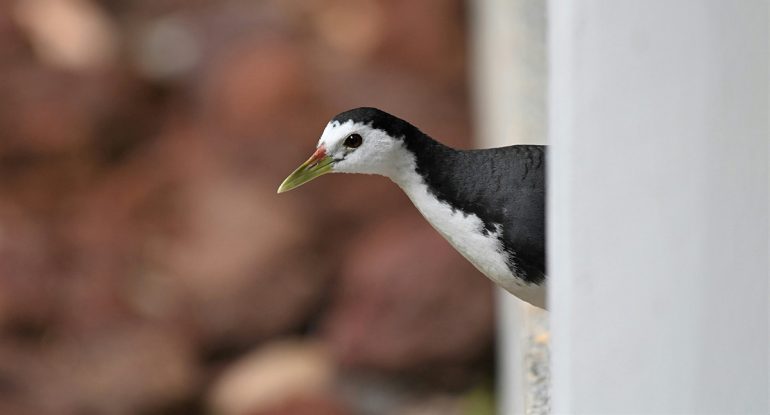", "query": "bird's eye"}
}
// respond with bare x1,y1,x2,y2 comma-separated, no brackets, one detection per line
343,133,363,149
